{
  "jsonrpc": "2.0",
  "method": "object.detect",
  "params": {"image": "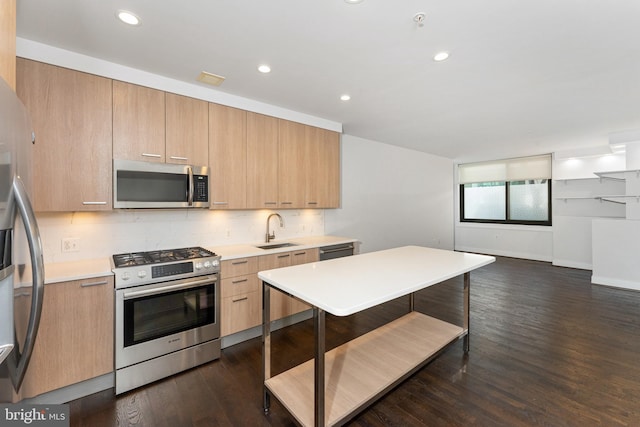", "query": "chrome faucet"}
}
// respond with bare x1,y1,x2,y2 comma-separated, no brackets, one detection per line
265,213,283,243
